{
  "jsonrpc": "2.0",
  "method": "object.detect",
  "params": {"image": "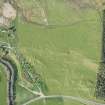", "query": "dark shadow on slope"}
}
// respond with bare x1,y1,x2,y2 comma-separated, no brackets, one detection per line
96,9,105,99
